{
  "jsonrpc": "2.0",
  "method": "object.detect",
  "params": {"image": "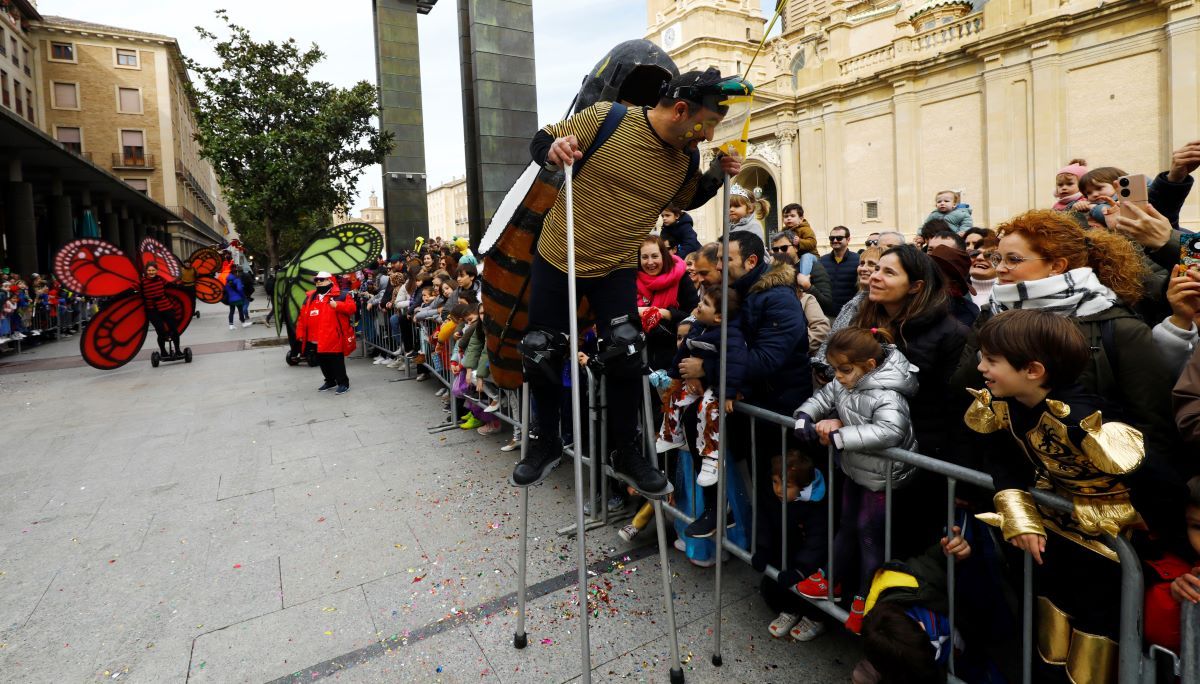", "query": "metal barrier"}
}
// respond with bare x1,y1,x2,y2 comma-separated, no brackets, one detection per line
388,305,1195,684
354,293,417,379
2,296,93,353
651,397,1180,684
